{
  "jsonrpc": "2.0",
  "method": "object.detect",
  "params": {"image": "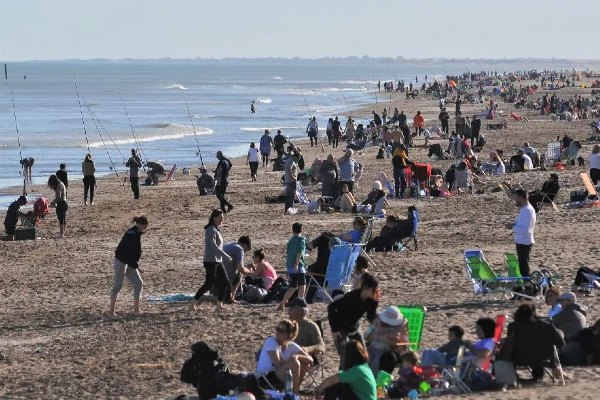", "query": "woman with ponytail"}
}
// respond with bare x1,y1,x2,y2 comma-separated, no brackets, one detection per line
109,216,148,316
